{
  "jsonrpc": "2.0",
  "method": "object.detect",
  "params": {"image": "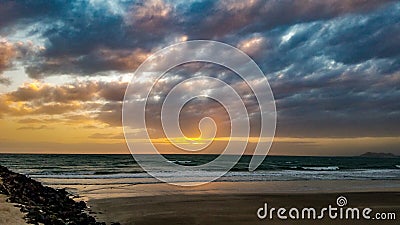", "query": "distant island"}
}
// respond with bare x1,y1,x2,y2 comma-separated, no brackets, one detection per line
360,152,399,158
